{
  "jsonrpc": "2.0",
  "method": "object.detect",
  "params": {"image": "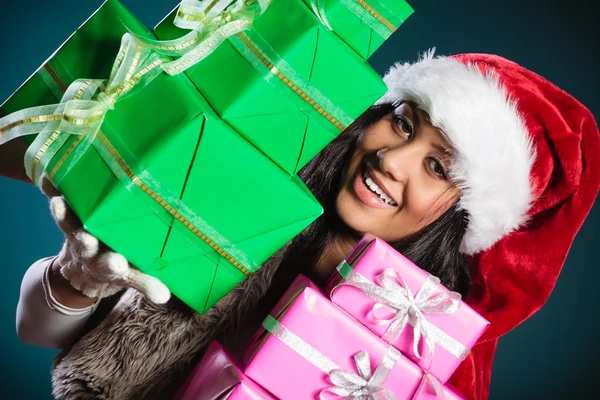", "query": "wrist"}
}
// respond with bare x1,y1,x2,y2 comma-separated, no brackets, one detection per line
48,257,99,309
